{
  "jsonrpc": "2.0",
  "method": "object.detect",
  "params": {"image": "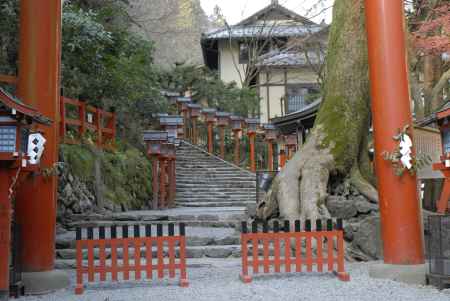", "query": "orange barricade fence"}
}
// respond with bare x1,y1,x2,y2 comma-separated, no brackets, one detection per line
240,218,350,283
75,223,188,295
